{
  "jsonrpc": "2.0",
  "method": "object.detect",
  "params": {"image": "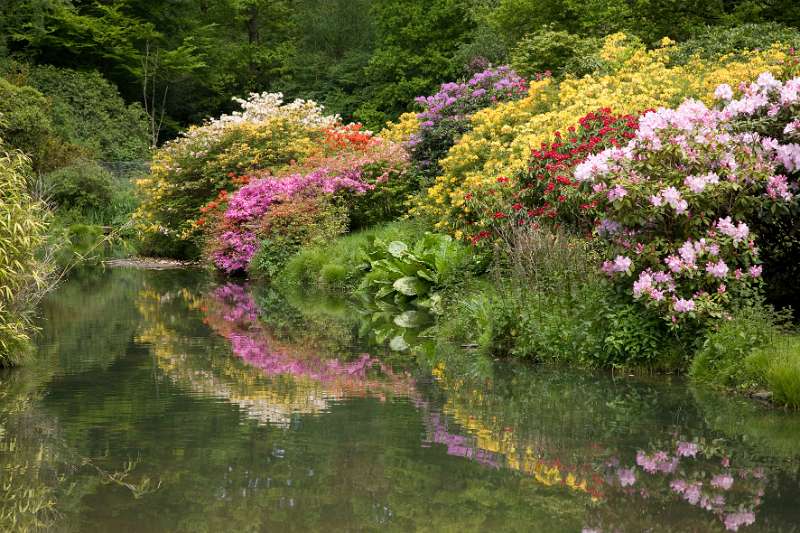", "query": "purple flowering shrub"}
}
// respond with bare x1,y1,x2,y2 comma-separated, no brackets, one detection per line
575,74,800,323
410,66,529,175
